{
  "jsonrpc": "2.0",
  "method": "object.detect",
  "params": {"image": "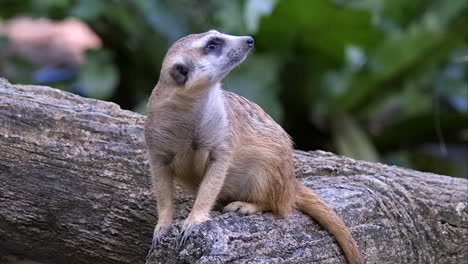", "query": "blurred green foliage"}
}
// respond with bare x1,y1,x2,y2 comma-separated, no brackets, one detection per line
0,0,467,177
